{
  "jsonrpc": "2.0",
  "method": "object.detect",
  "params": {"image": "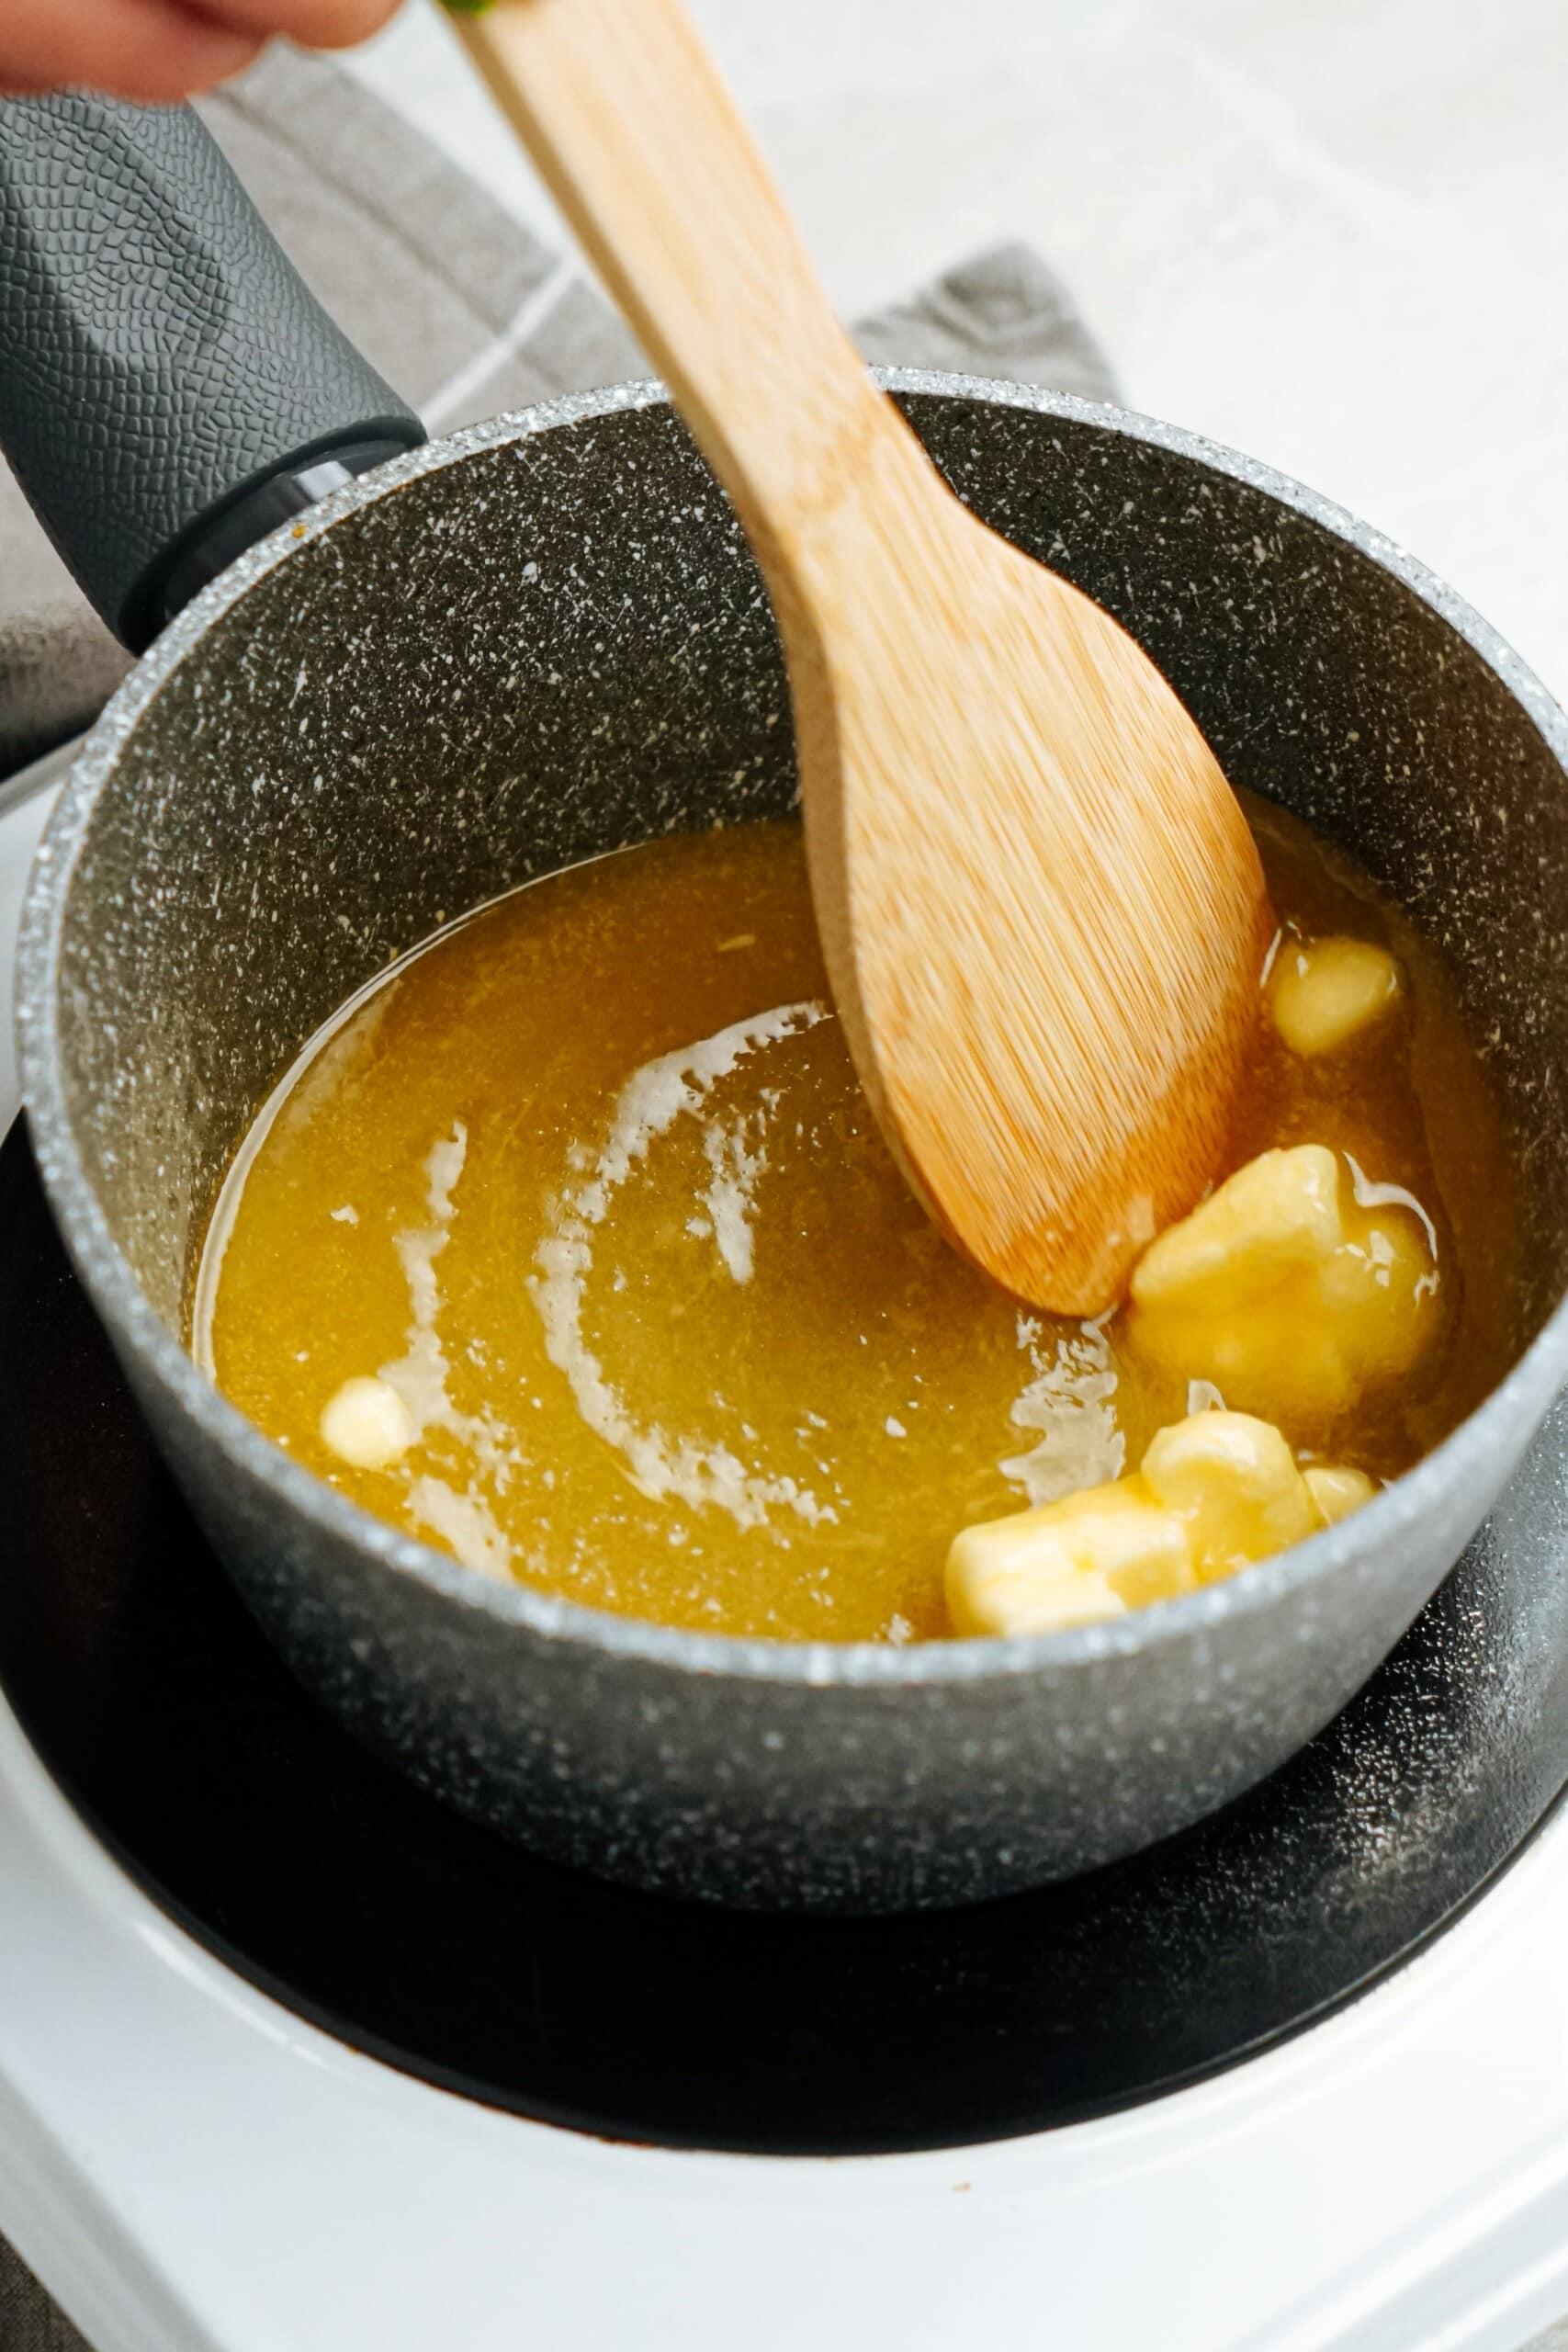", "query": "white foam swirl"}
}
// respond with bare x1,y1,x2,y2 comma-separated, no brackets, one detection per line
530,1002,835,1530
